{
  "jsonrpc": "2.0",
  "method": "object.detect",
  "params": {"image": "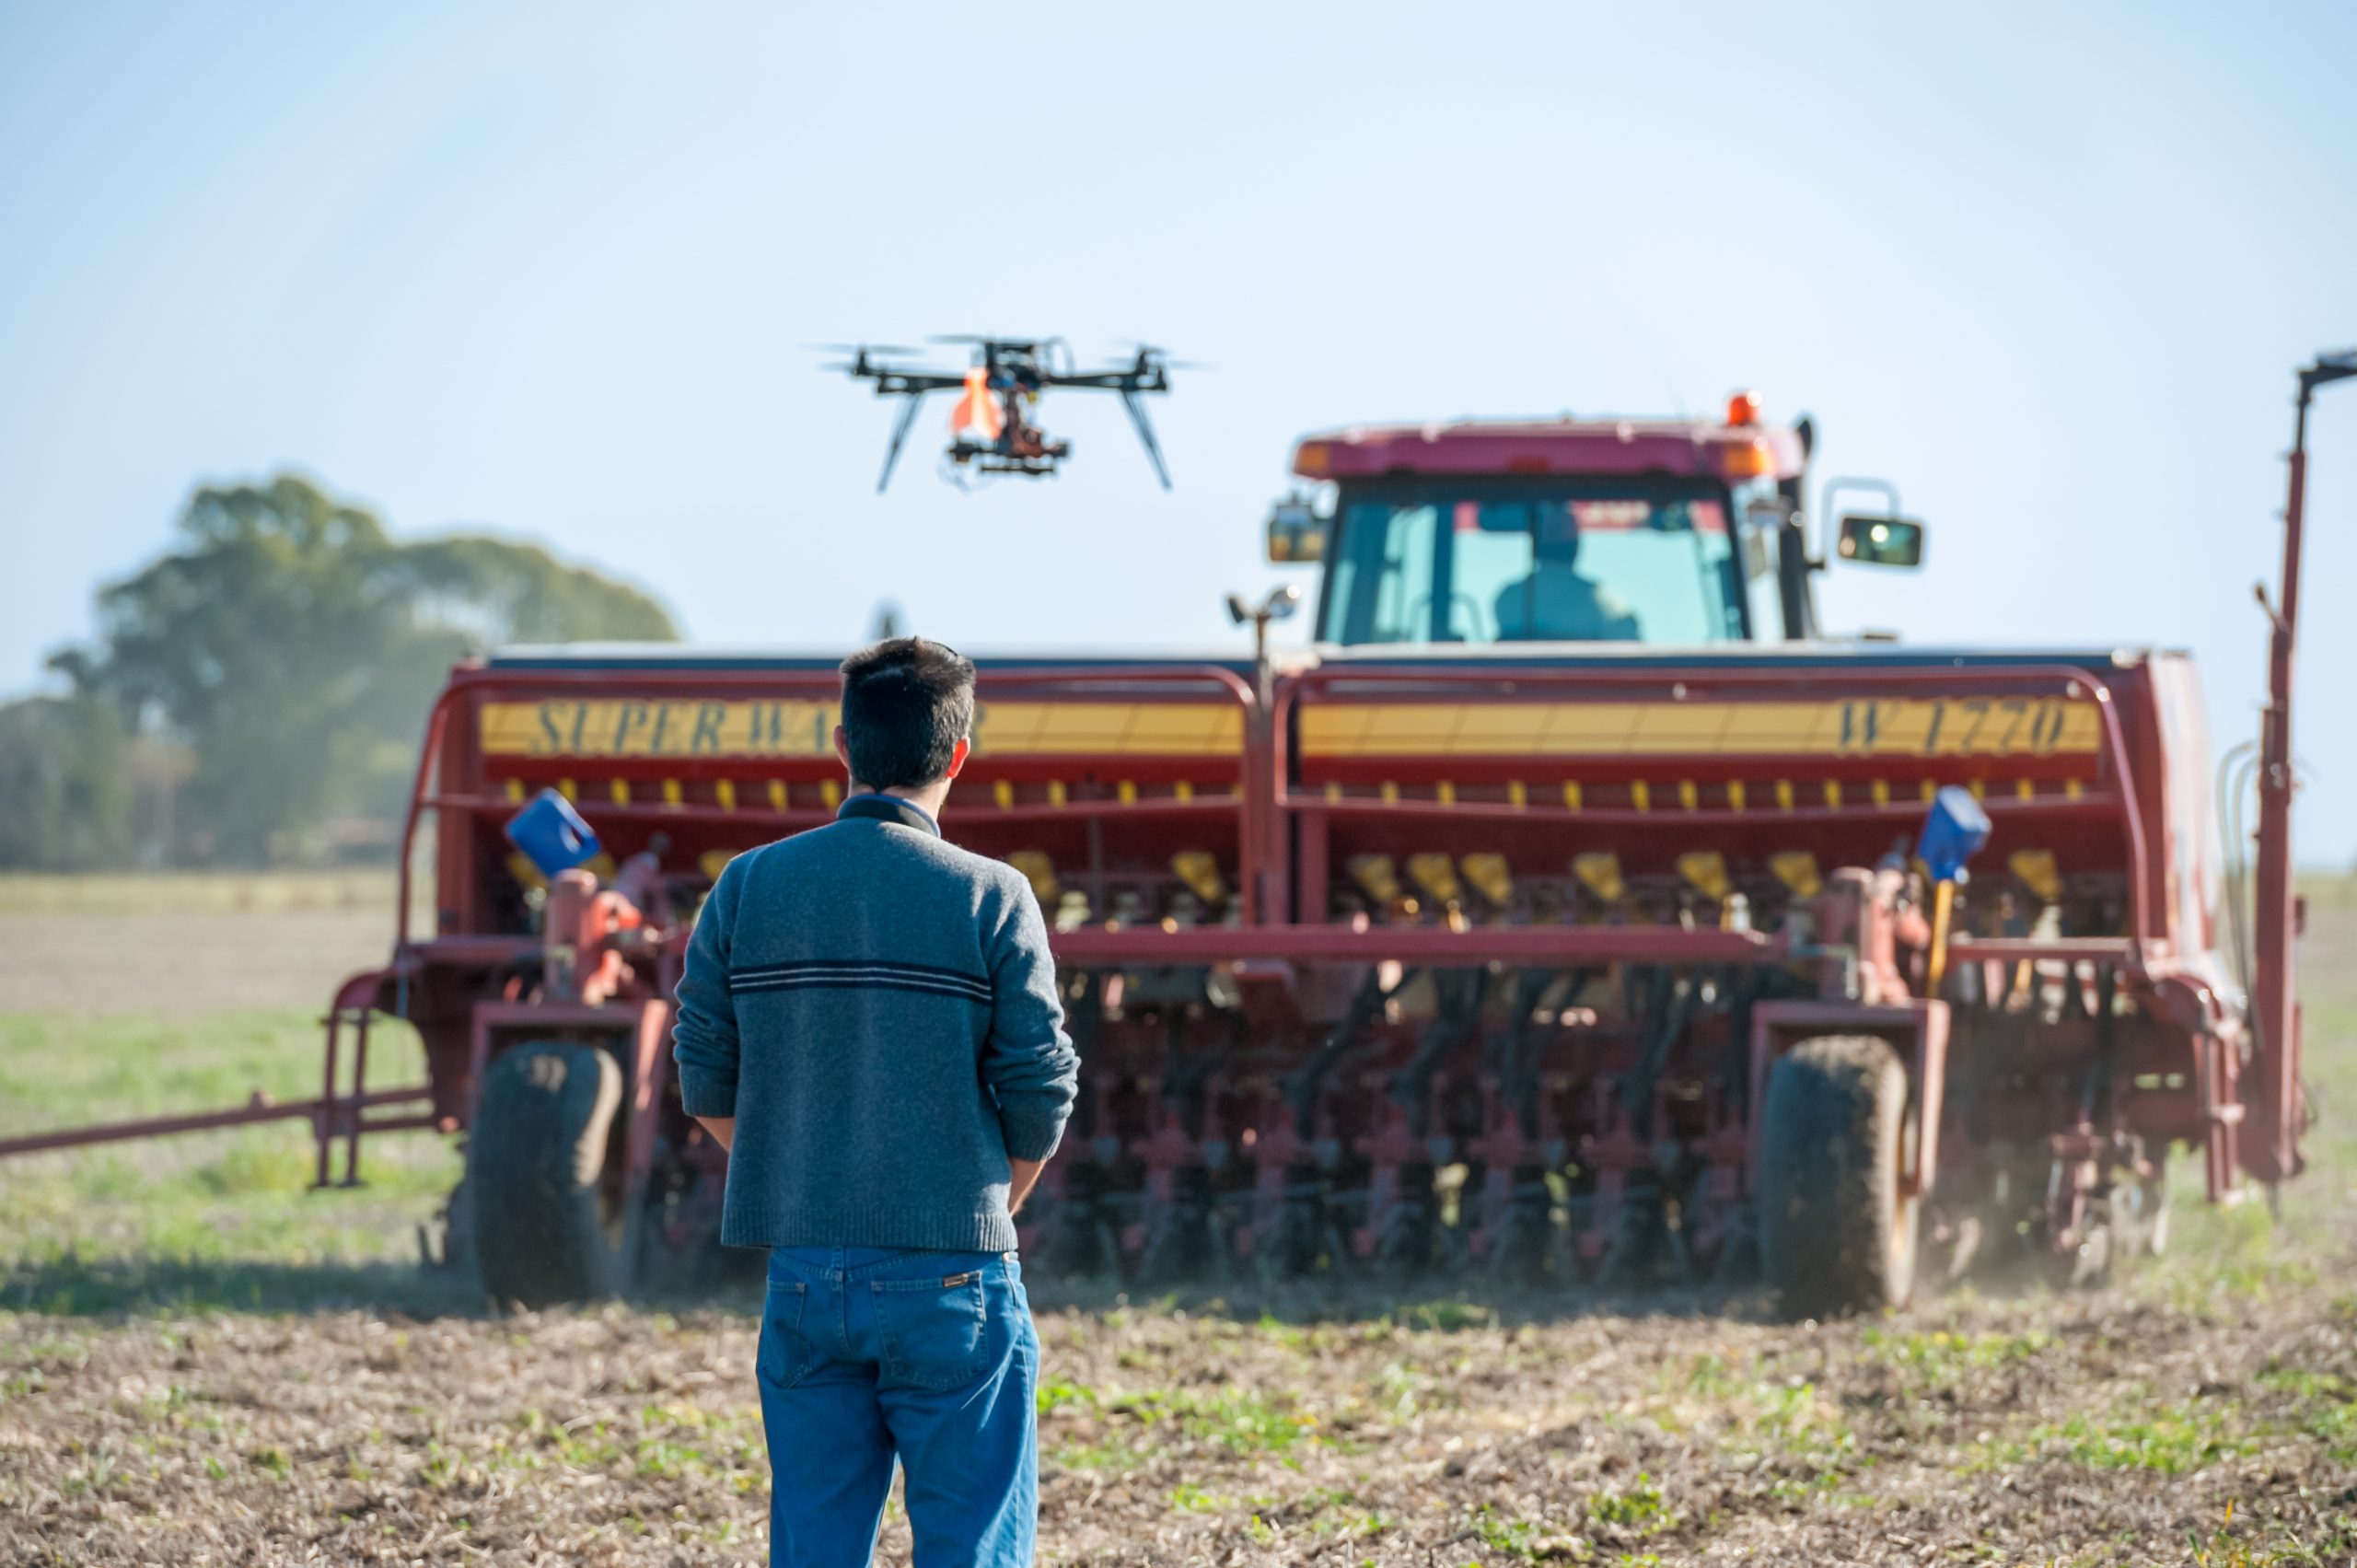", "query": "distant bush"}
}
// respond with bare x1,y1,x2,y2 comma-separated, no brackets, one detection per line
41,471,679,866
0,696,134,870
